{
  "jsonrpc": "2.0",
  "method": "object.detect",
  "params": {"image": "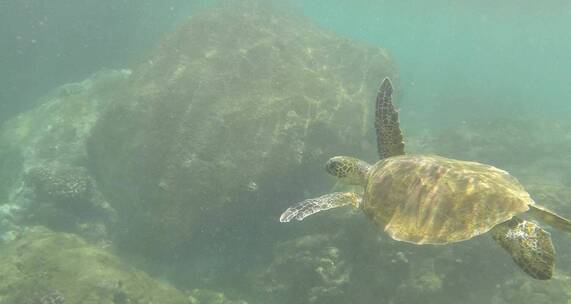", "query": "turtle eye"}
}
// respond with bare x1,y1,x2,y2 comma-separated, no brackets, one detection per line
325,159,337,176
